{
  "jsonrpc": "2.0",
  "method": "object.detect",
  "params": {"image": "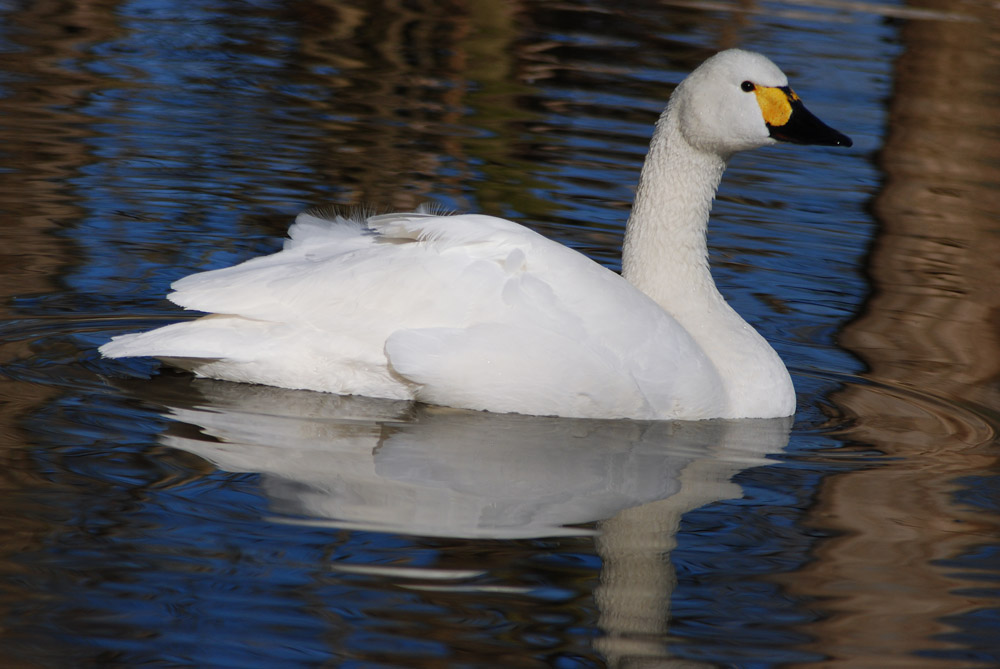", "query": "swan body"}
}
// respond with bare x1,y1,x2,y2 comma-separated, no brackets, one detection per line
101,49,851,420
